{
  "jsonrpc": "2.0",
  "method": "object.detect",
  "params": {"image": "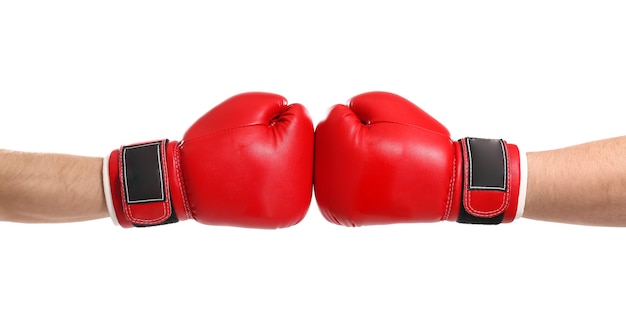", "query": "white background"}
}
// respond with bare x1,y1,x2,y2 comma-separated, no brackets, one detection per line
1,1,626,331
